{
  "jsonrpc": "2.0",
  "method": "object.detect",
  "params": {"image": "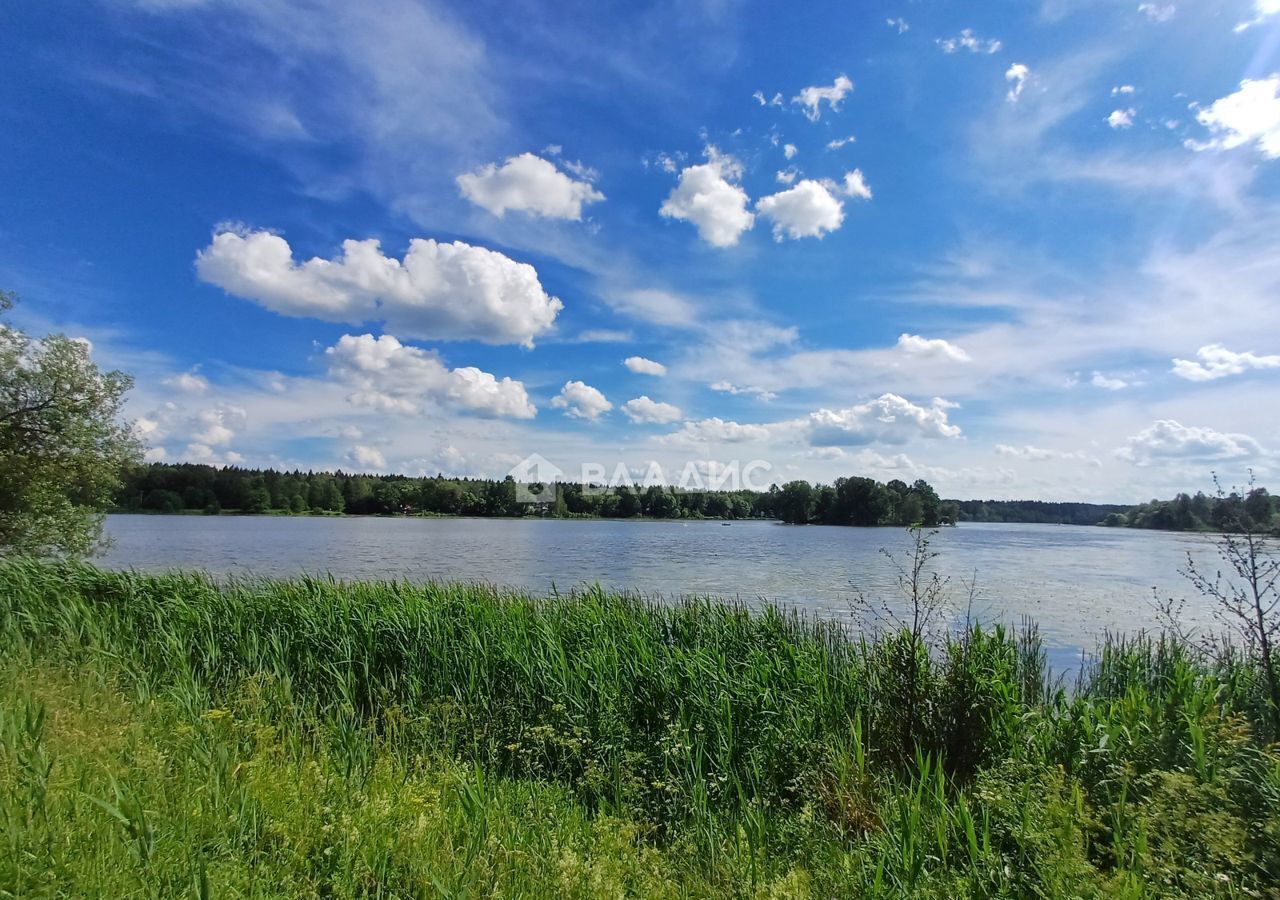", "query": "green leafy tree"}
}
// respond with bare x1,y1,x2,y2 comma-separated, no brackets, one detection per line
911,479,942,527
0,292,140,555
702,491,730,519
837,477,892,526
244,485,271,514
372,479,408,514
483,476,519,516
142,489,183,513
894,492,924,527
615,487,642,518
433,481,464,515
1244,487,1275,531
313,476,344,513
343,475,374,513
777,480,815,524
646,487,680,519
